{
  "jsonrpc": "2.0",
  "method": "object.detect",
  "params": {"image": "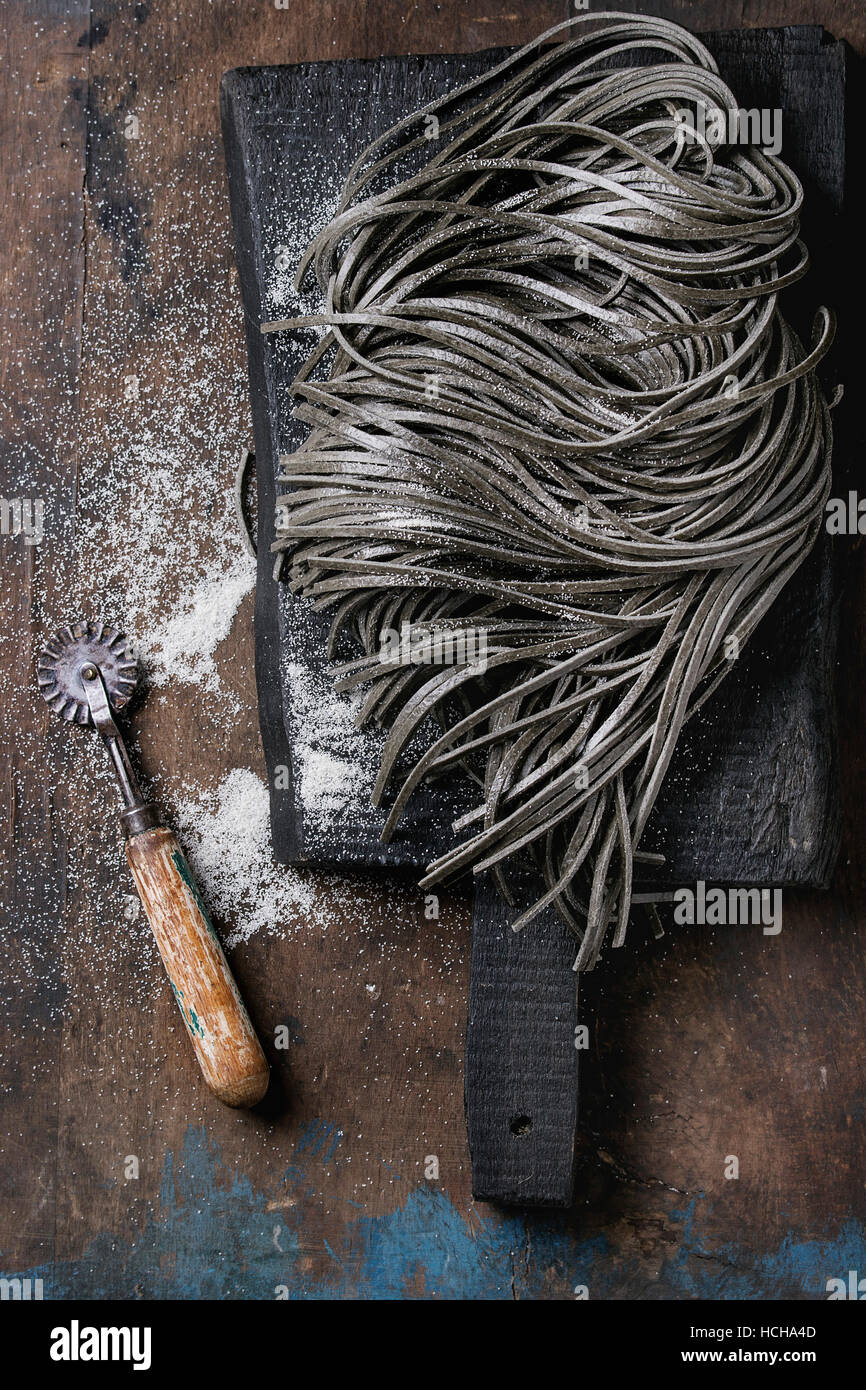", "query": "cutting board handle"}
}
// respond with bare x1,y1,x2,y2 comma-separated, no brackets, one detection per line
465,878,579,1207
126,826,270,1107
